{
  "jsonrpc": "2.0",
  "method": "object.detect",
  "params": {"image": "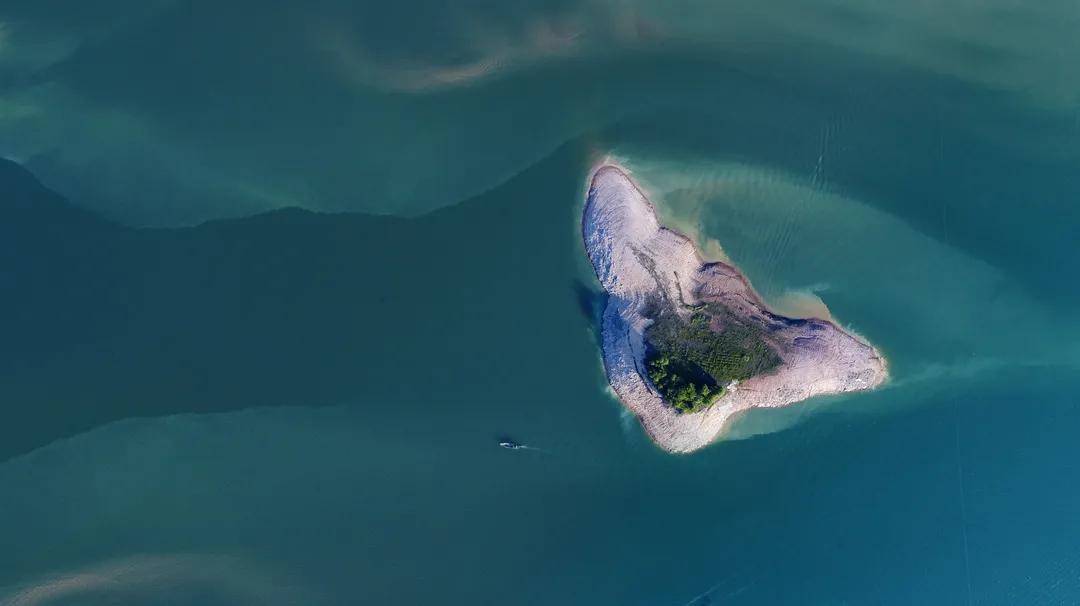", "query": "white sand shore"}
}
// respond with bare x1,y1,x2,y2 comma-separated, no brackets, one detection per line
582,164,888,453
